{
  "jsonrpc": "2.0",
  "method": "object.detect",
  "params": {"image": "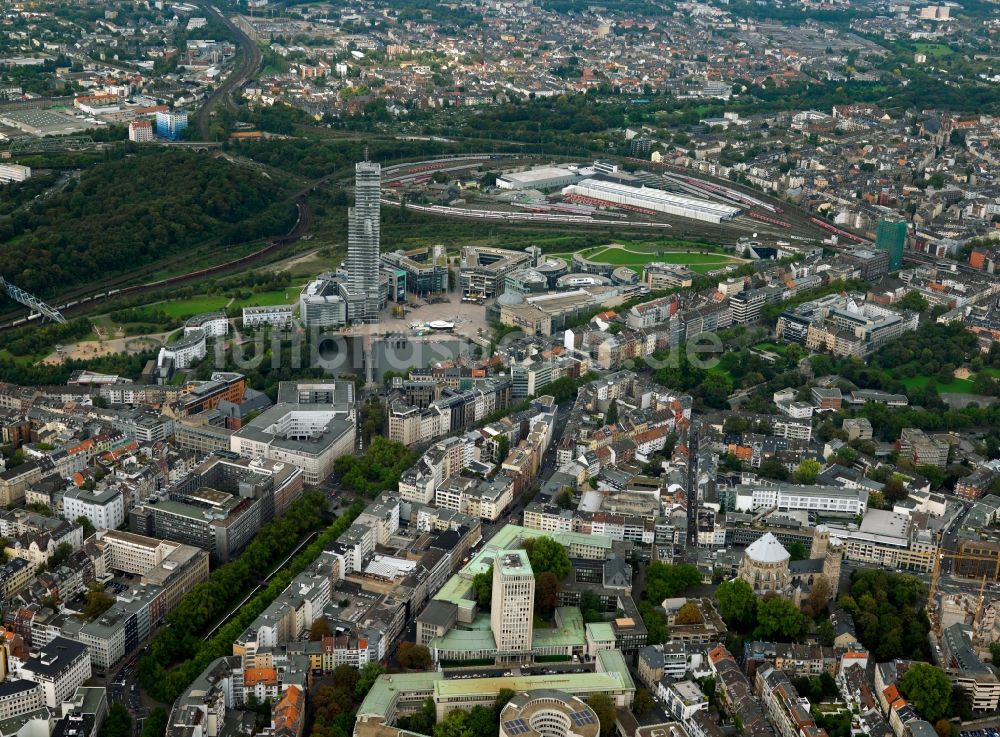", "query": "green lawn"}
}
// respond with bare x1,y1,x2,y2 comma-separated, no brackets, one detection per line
753,342,788,355
551,244,737,275
157,296,231,319
234,289,299,308
914,42,954,58
588,246,734,267
900,375,975,394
